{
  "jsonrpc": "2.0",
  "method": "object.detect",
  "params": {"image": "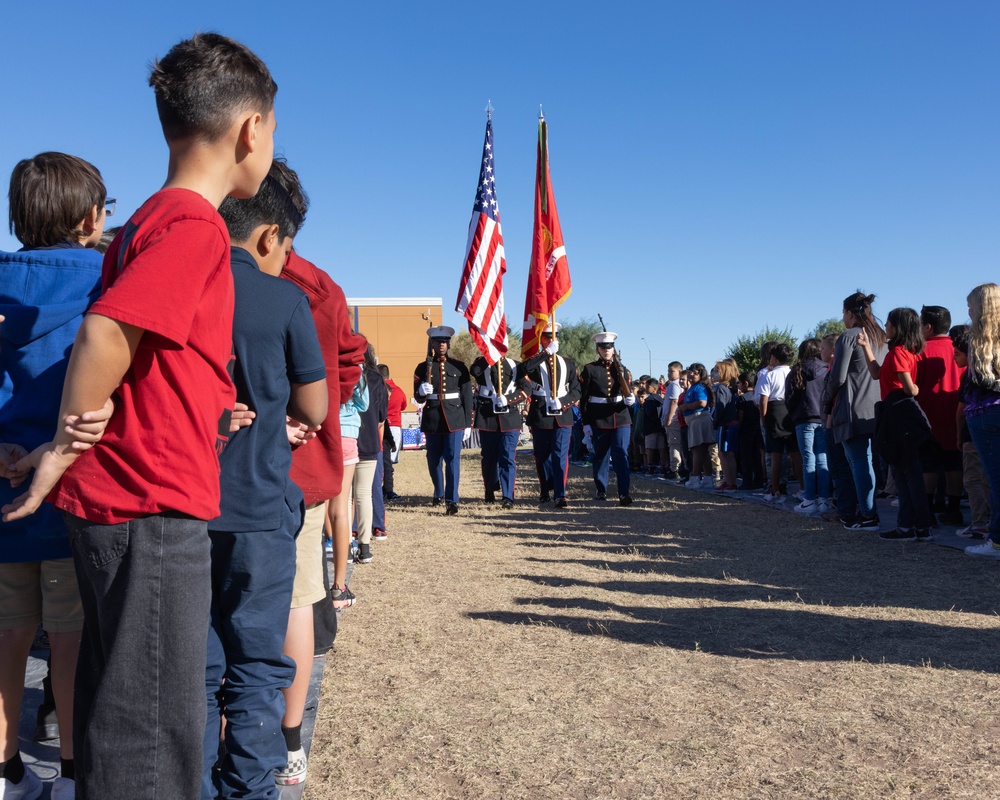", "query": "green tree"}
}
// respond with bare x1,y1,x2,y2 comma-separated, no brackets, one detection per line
448,328,524,369
725,325,798,375
807,317,846,339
